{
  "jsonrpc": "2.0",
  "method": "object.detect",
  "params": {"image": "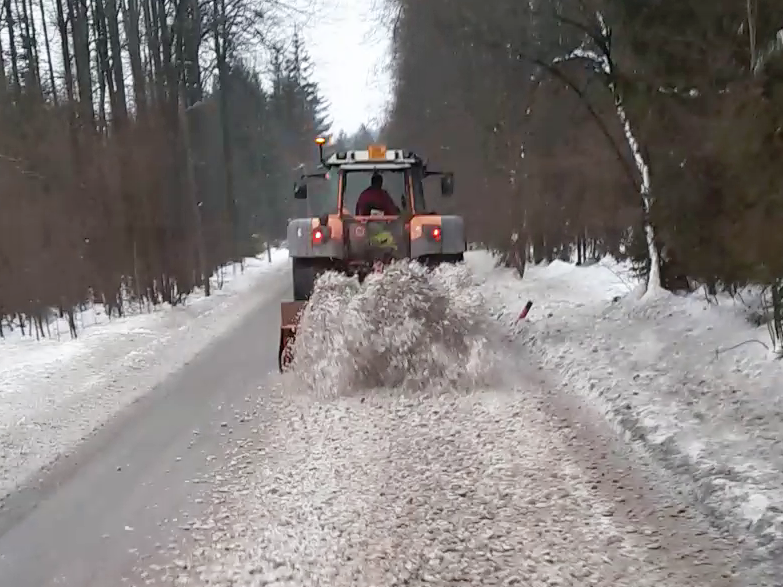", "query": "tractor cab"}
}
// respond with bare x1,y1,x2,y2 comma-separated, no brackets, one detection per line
294,143,454,218
293,142,456,269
